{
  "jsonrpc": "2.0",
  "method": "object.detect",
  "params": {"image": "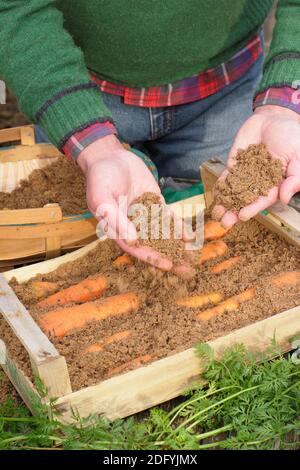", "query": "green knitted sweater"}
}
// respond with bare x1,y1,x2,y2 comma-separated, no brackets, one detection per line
0,0,300,148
